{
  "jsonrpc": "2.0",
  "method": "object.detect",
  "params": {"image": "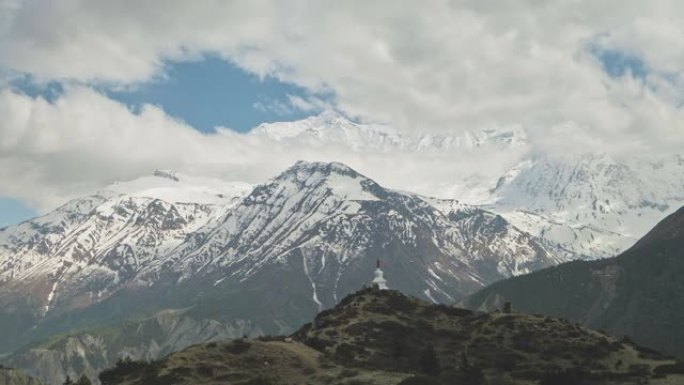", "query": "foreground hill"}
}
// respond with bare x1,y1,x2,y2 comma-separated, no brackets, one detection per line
98,288,683,385
462,206,684,358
